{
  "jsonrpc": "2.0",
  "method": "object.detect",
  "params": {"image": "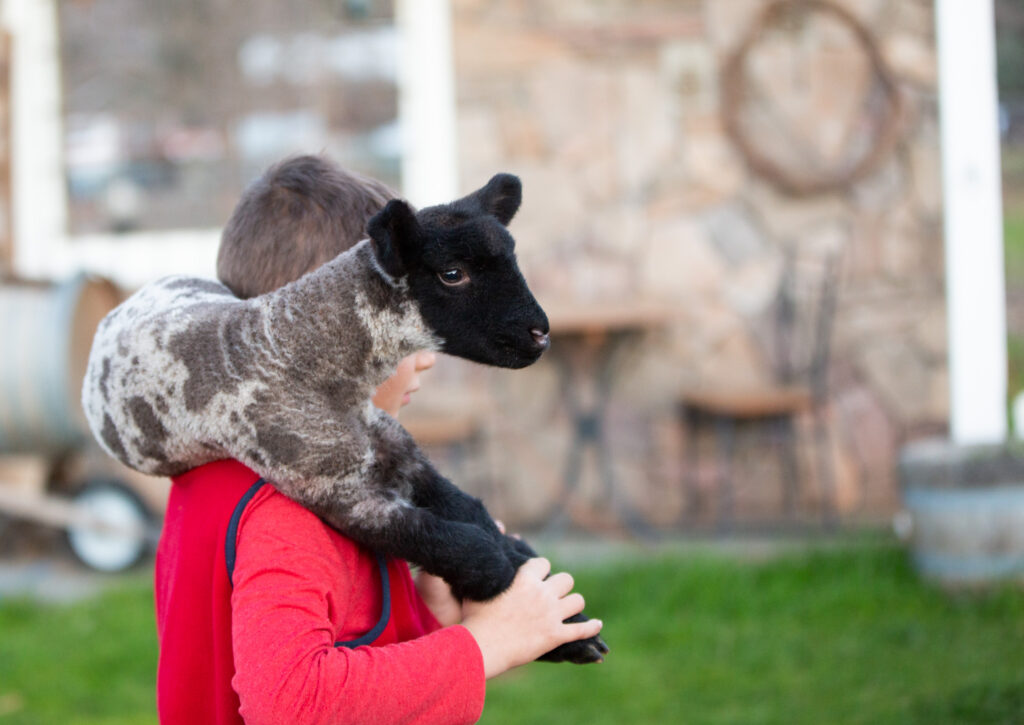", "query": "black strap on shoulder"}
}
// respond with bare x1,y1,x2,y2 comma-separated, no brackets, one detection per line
225,478,268,586
224,477,391,648
335,552,391,649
